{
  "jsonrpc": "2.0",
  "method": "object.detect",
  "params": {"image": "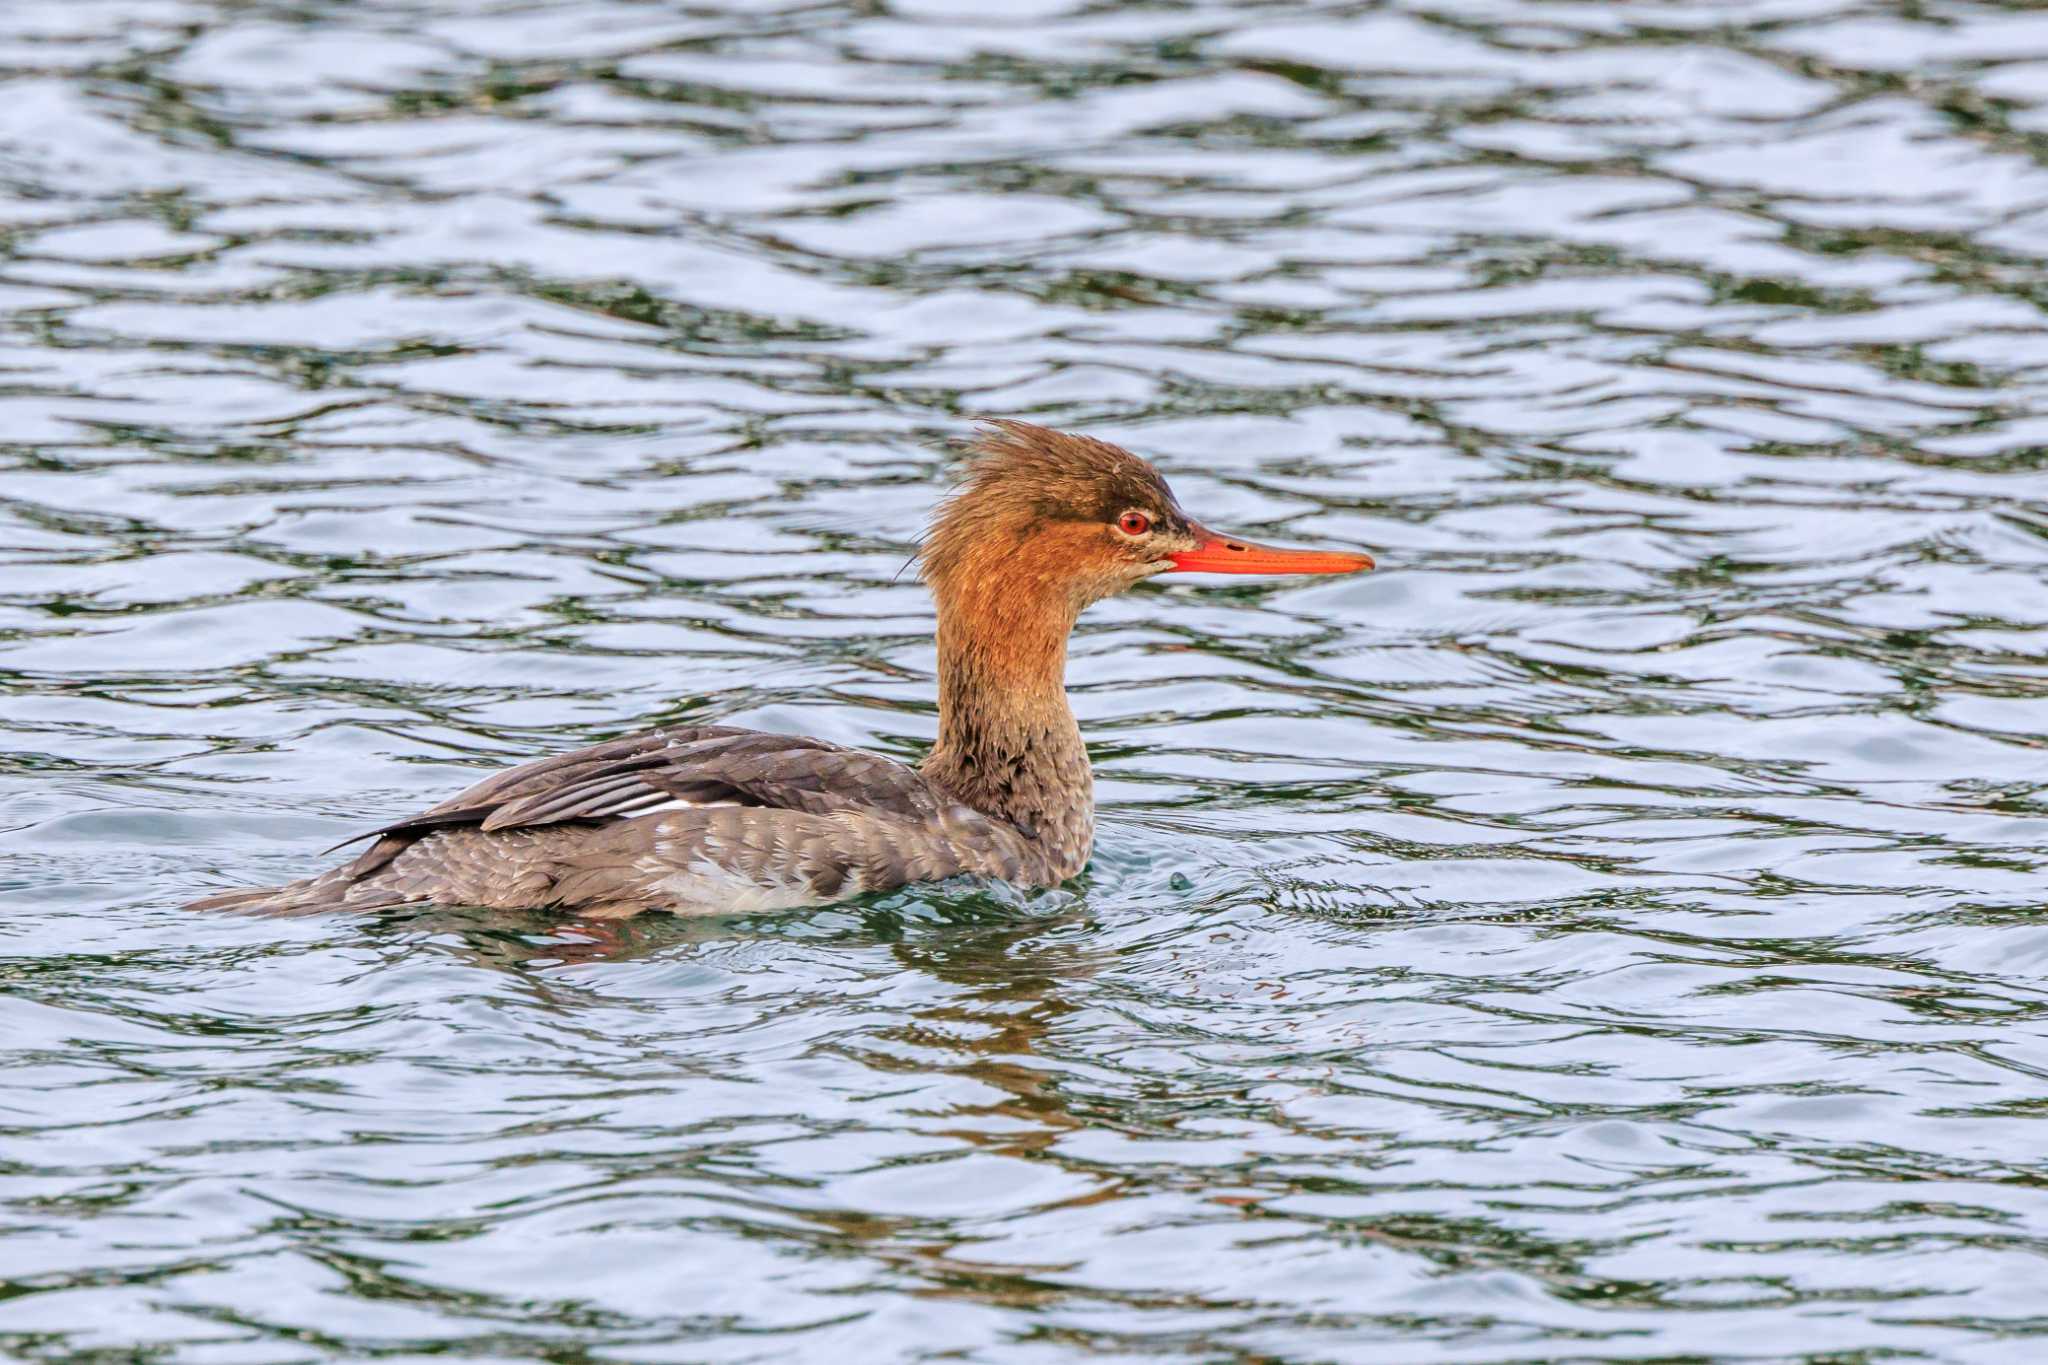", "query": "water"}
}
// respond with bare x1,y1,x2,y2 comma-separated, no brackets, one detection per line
3,0,2047,1359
